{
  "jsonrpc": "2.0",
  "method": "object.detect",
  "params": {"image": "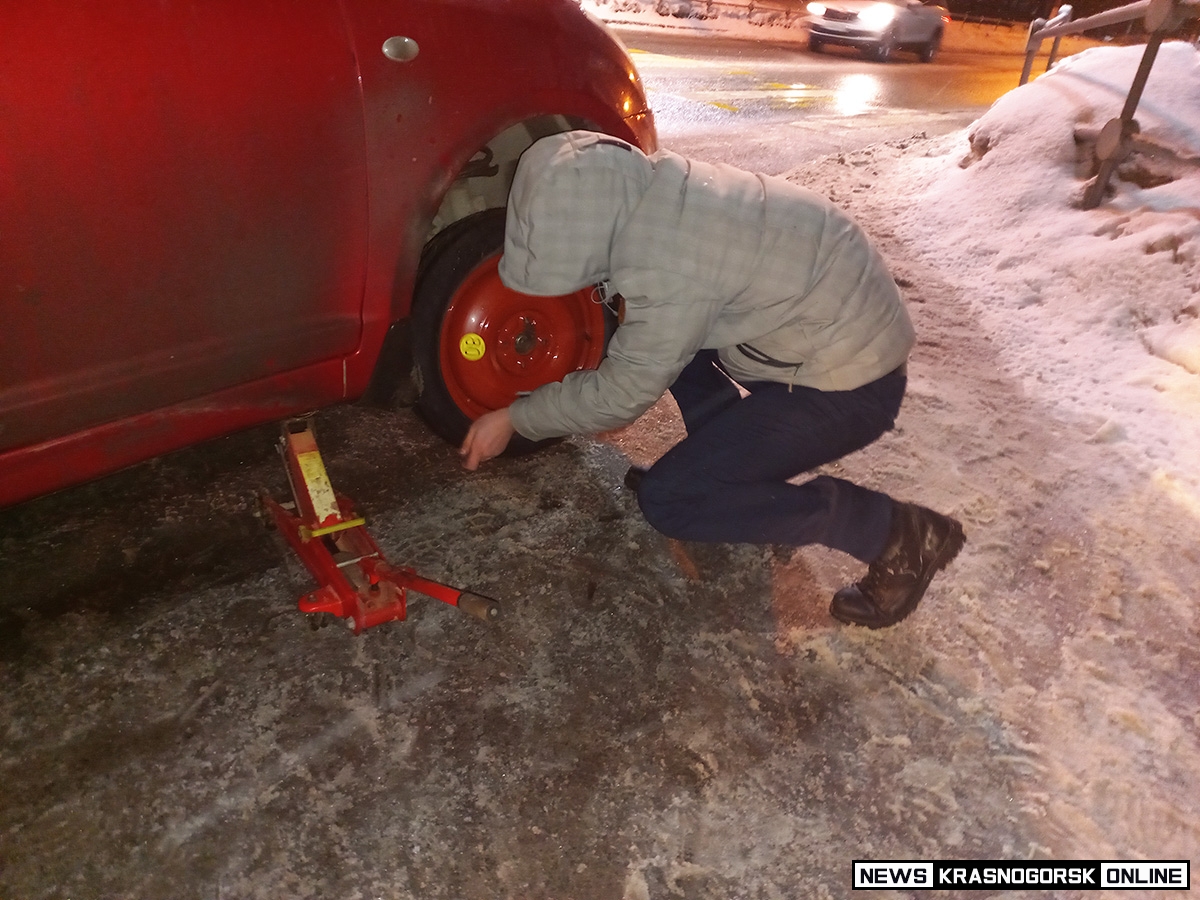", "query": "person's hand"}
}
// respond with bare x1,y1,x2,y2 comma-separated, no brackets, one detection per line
460,407,516,471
